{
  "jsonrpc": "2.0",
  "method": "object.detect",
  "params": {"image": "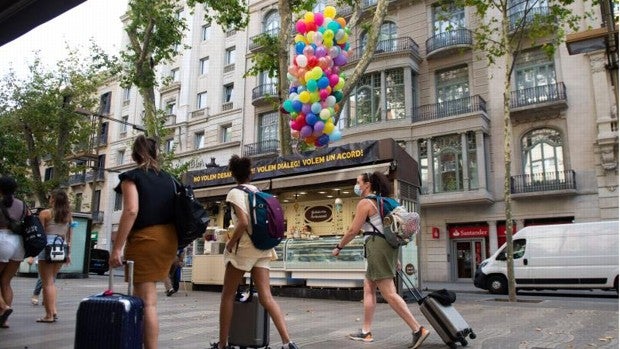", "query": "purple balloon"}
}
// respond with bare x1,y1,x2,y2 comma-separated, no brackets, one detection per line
314,120,325,133
315,46,327,58
301,103,312,114
334,54,347,66
300,125,313,138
